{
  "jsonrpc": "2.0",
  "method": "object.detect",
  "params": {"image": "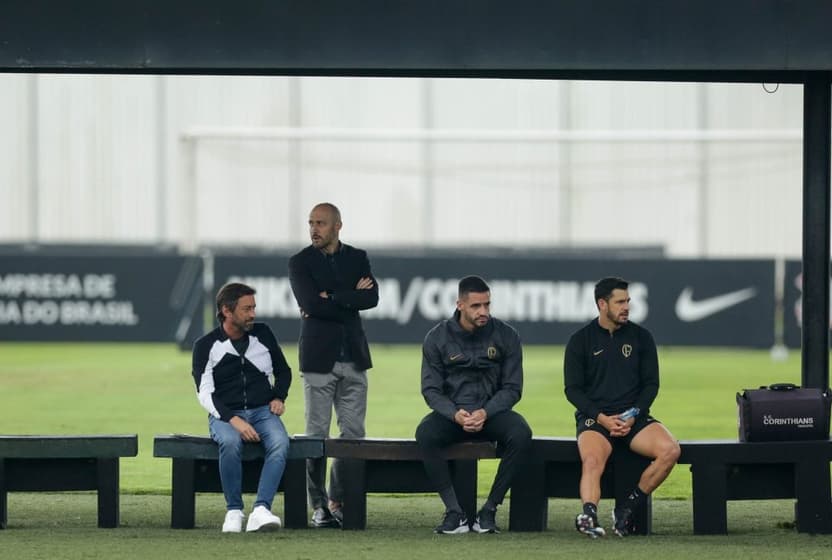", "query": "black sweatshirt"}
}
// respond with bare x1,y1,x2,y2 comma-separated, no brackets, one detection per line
421,311,523,421
563,318,659,421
